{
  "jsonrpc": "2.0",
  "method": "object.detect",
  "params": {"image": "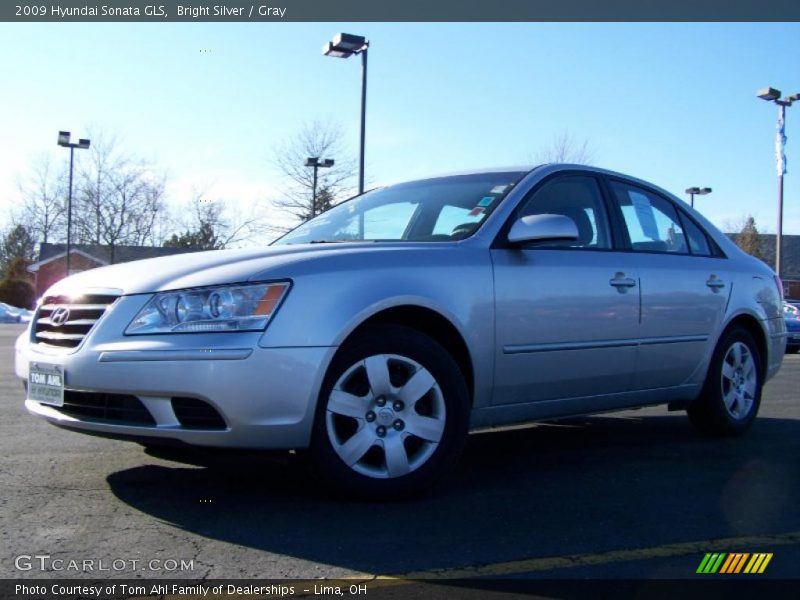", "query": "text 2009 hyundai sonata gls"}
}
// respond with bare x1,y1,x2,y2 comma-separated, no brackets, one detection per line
16,164,786,496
